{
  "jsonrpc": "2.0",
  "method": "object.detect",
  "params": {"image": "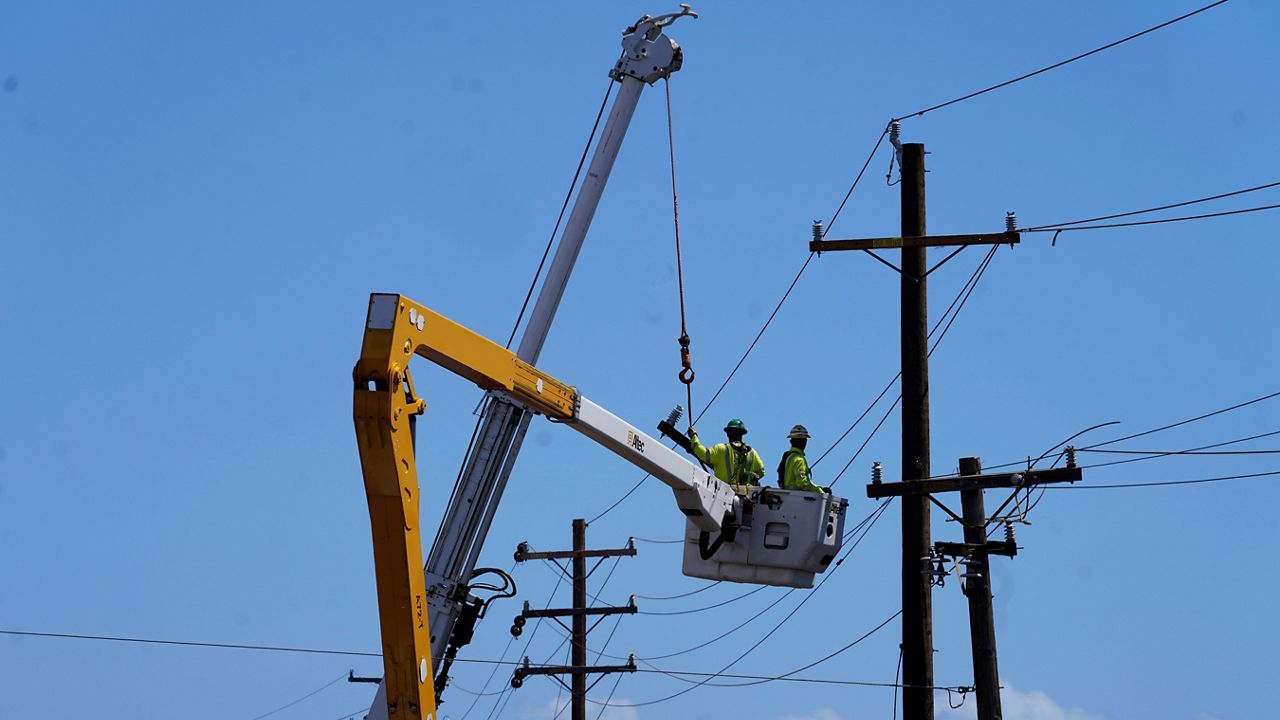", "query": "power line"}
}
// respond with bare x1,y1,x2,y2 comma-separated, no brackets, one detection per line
480,562,566,720
0,629,379,657
1081,391,1280,450
637,586,766,616
505,80,615,348
1045,468,1280,490
567,500,892,665
594,499,894,709
588,123,888,524
634,581,721,602
893,0,1231,121
1081,447,1280,456
827,245,1001,486
1023,180,1280,231
247,672,348,720
1024,202,1280,235
952,411,1280,481
635,610,905,689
